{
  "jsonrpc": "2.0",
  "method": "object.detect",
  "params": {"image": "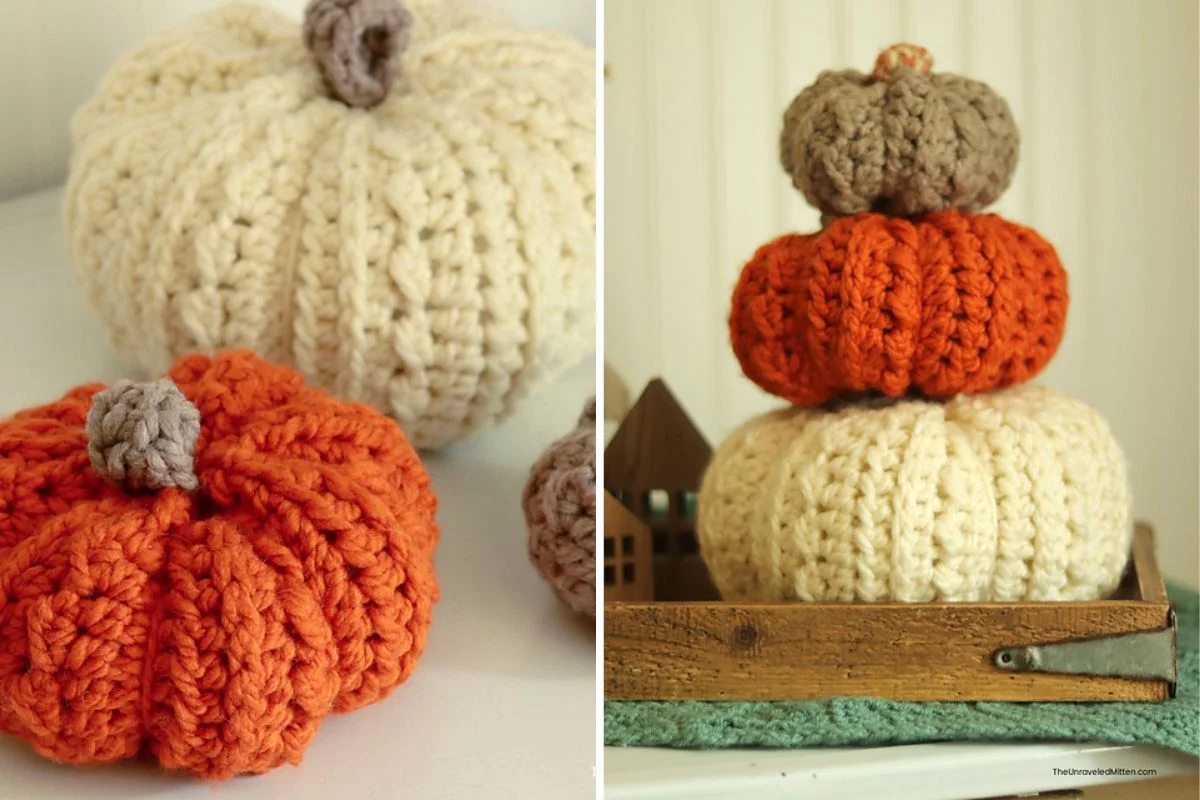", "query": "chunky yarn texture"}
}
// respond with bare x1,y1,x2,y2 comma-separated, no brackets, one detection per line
66,0,596,449
302,0,414,109
0,351,438,779
697,385,1131,603
522,398,596,616
729,211,1068,406
781,60,1018,218
85,379,202,491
